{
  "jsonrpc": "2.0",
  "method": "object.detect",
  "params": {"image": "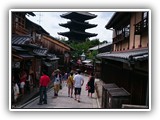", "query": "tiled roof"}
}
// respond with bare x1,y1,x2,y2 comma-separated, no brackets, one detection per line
59,20,97,29
12,35,41,49
97,48,148,62
89,42,112,51
26,18,49,35
76,12,97,17
33,48,48,57
43,61,52,67
61,12,97,18
58,30,97,37
12,35,31,45
46,53,59,60
12,46,27,52
43,34,74,50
